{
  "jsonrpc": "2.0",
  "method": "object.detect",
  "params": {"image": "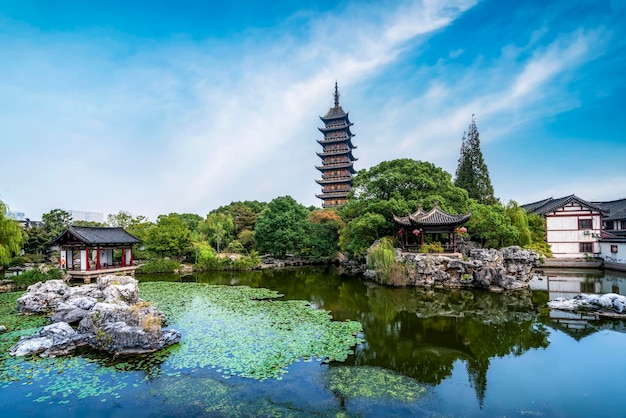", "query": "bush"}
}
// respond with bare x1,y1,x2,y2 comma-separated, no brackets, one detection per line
11,265,63,288
524,242,552,260
194,253,260,271
136,259,182,274
420,242,444,253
